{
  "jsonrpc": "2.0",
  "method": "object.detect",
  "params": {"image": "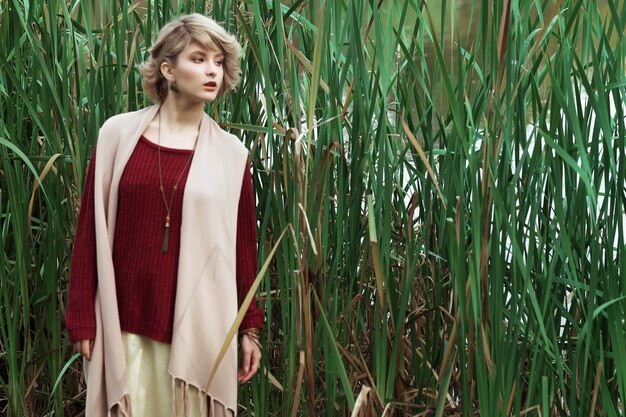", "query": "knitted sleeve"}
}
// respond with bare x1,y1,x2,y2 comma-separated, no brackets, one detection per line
237,160,265,330
65,149,98,343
